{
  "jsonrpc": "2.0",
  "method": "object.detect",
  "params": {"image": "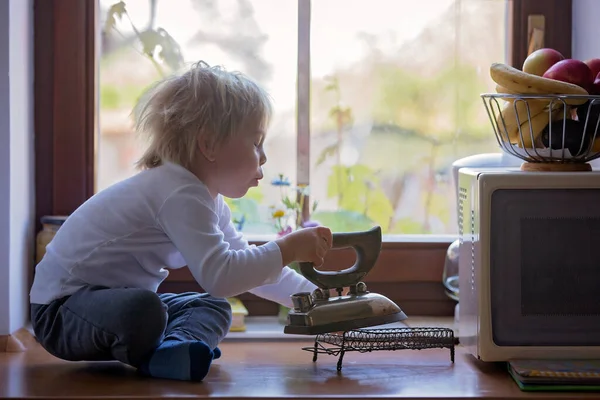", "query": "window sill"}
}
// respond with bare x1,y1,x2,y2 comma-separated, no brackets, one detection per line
223,315,457,342
244,233,456,244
